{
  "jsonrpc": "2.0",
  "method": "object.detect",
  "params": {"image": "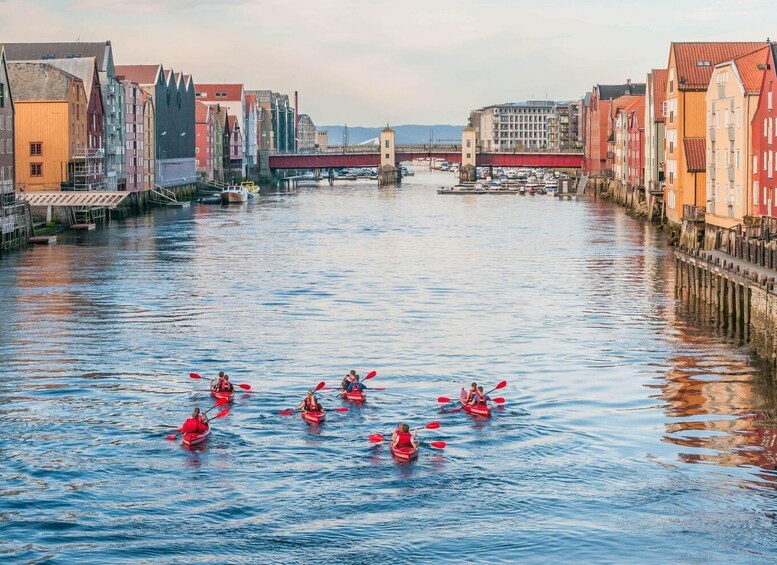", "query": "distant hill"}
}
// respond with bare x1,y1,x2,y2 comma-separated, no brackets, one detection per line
320,125,466,146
